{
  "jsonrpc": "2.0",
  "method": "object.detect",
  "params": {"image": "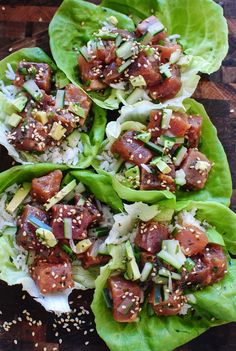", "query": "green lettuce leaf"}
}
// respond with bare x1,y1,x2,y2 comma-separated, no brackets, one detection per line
0,47,107,168
92,201,236,351
101,0,228,74
0,165,123,312
96,98,232,206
